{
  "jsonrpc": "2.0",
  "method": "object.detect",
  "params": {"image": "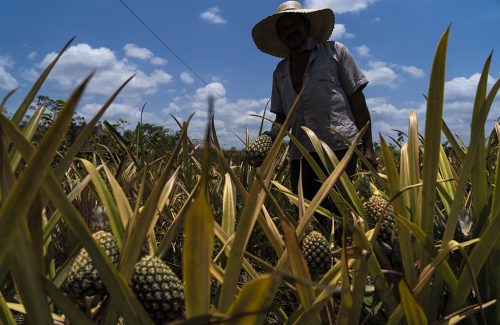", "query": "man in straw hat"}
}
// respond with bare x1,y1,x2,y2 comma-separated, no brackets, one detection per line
252,1,377,231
